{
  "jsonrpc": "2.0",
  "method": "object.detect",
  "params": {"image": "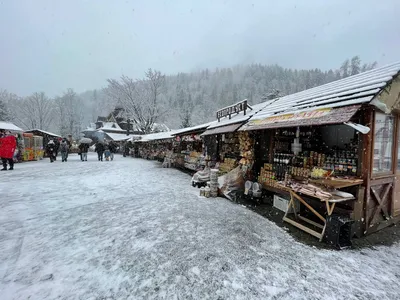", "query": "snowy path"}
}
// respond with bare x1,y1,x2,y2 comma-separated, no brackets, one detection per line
0,153,399,300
